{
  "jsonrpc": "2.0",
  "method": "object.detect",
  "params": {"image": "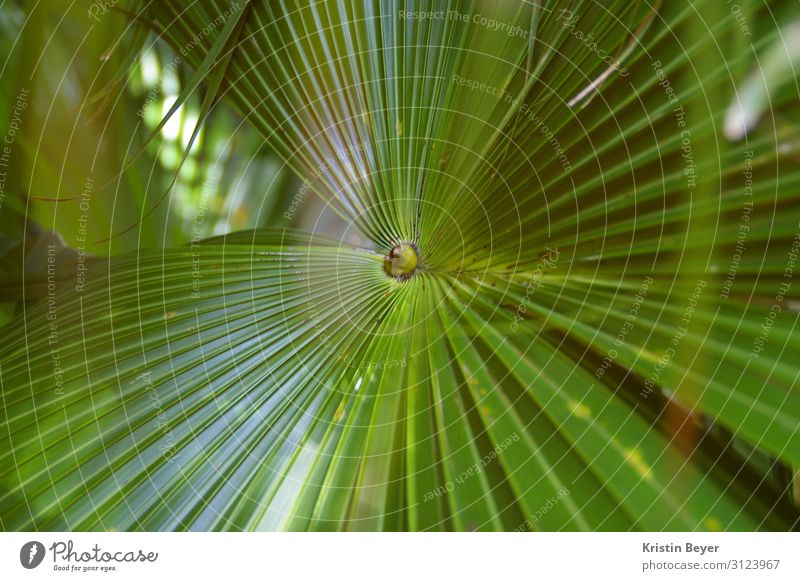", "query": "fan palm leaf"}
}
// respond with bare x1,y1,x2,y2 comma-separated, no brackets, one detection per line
1,0,799,531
